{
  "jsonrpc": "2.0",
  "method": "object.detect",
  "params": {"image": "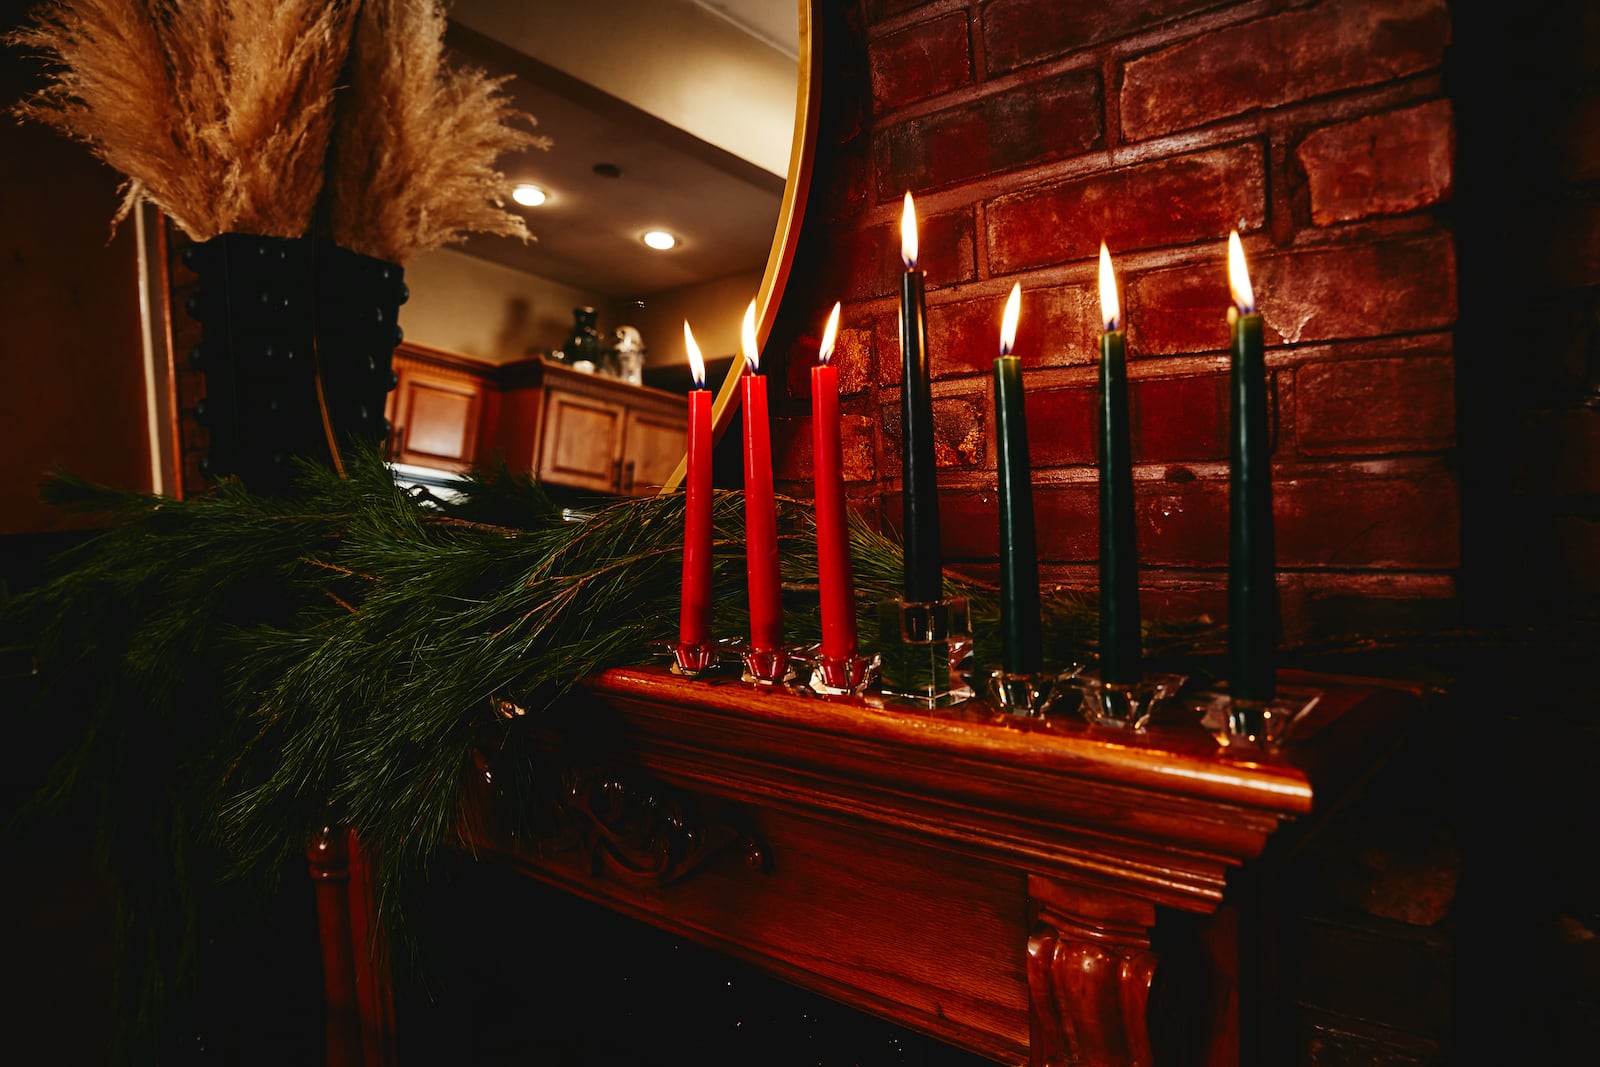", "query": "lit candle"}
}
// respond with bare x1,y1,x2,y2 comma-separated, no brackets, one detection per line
740,300,784,652
811,302,856,663
1097,244,1142,684
679,322,713,650
1226,231,1276,702
993,283,1042,675
898,191,942,604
